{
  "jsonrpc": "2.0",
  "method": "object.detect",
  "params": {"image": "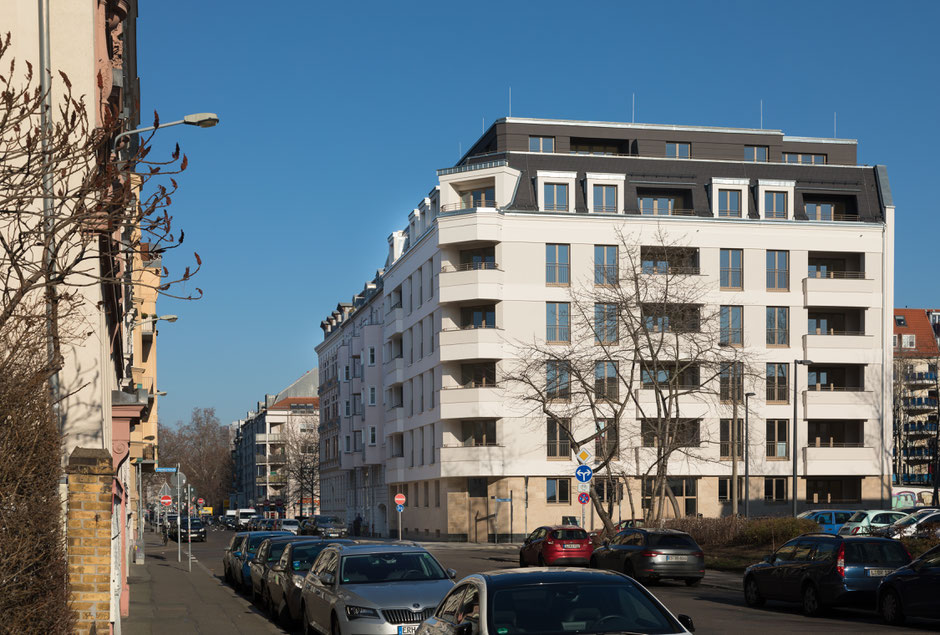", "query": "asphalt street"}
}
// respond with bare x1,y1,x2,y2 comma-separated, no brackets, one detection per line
131,526,939,634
